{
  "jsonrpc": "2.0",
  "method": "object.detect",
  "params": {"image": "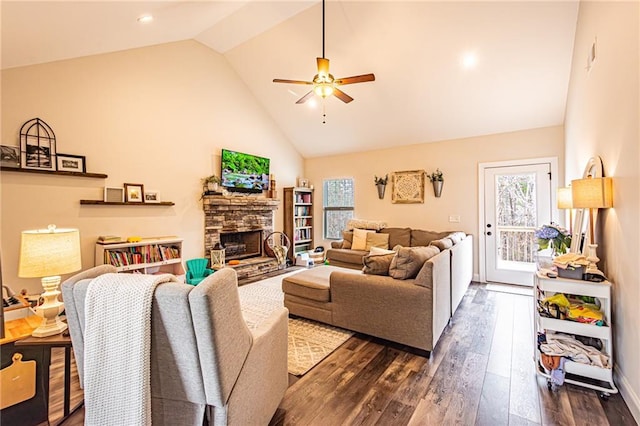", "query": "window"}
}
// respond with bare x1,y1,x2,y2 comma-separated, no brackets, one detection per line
323,178,354,239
